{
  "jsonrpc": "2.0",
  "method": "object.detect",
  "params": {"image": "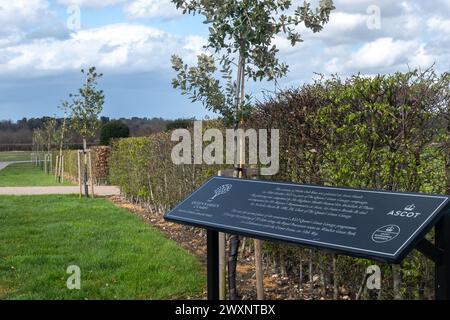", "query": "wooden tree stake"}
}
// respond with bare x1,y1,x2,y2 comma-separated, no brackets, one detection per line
55,155,59,181
77,150,82,198
217,170,227,300
88,150,95,198
44,154,48,174
49,153,53,174
61,155,65,183
219,232,227,300
255,239,265,300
